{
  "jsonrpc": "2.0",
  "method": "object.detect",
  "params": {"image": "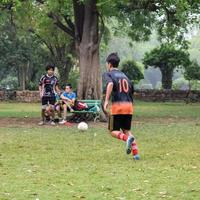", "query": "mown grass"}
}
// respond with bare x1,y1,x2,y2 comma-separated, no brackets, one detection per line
0,101,200,200
1,101,200,119
0,102,39,118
